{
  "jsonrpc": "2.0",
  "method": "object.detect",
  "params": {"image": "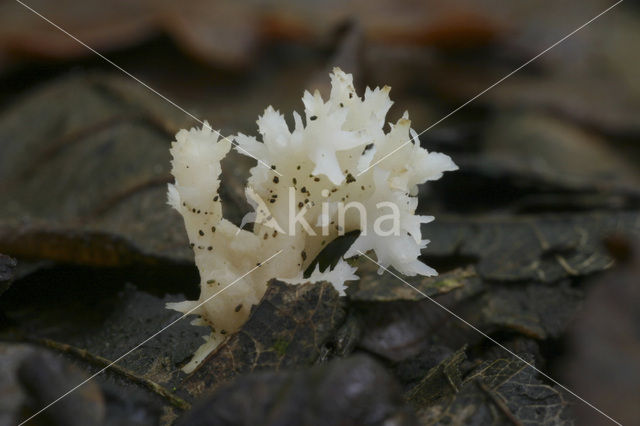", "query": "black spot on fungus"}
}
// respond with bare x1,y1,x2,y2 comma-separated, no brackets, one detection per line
301,251,307,261
270,199,276,203
271,165,276,170
220,330,227,335
213,196,219,202
349,93,353,99
263,233,268,239
339,102,344,107
297,165,301,170
309,115,317,121
190,243,195,248
314,177,320,182
235,304,243,312
257,262,262,267
298,202,304,208
199,230,204,236
361,185,365,190
208,246,213,251
197,210,201,214
192,208,196,213
292,178,297,185
346,173,356,183
211,226,216,232
273,176,279,183
301,186,307,193
272,230,278,237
